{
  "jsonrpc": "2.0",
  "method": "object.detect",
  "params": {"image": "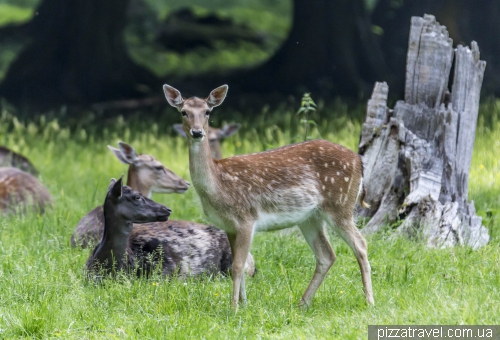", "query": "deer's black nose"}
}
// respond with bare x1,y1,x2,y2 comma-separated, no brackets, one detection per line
191,129,203,139
162,206,172,216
